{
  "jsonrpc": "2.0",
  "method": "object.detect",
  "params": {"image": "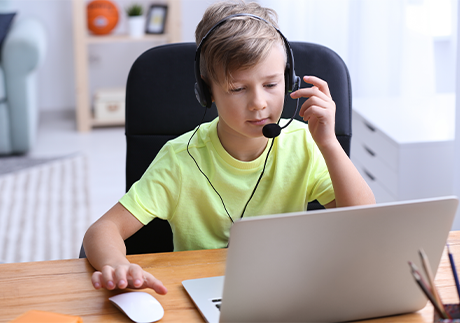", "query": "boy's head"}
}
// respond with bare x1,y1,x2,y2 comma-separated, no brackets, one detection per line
195,0,286,91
